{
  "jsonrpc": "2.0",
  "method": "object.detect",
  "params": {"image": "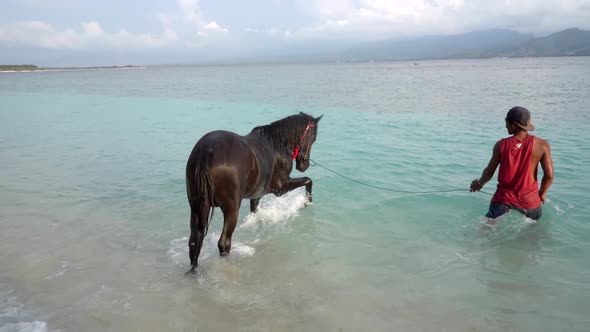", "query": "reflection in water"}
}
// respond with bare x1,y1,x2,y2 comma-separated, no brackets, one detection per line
483,218,549,272
474,215,555,329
